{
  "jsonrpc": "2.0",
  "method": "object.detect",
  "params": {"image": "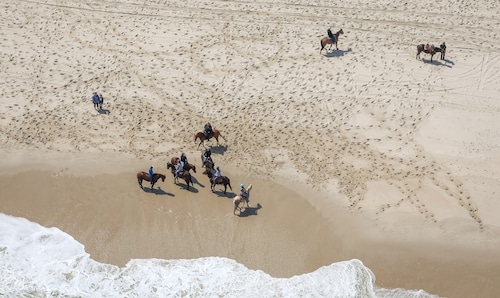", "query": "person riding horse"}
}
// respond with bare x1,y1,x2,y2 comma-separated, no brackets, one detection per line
148,166,154,187
204,123,214,140
240,183,249,203
327,27,336,43
202,148,213,168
